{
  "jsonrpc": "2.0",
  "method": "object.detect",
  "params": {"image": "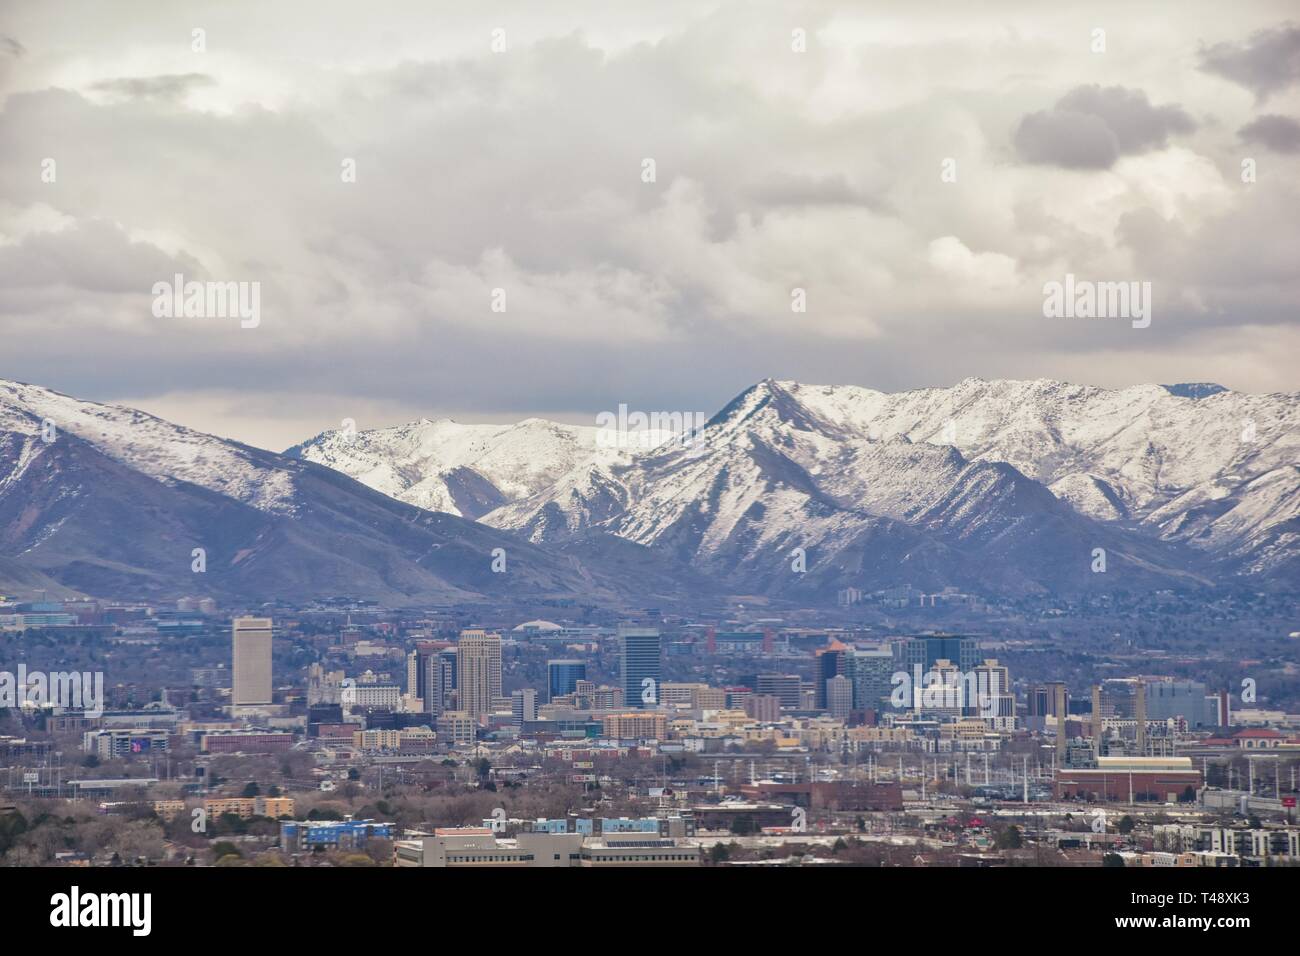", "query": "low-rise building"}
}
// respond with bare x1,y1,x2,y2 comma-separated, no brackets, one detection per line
1054,756,1202,802
152,800,186,821
1153,823,1300,862
279,818,393,851
602,712,668,740
200,731,295,753
82,729,169,759
205,796,296,820
438,711,475,745
393,828,700,867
